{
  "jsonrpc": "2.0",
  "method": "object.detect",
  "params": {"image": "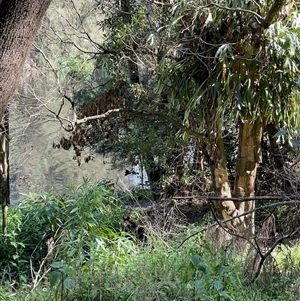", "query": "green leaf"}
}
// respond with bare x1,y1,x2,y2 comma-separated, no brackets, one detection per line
190,255,211,273
273,130,287,138
215,44,233,61
218,265,229,275
290,139,300,148
70,207,79,214
191,255,201,268
213,279,223,291
49,271,62,288
50,261,66,269
63,278,76,290
219,290,234,300
193,279,203,290
10,241,18,248
194,279,205,298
